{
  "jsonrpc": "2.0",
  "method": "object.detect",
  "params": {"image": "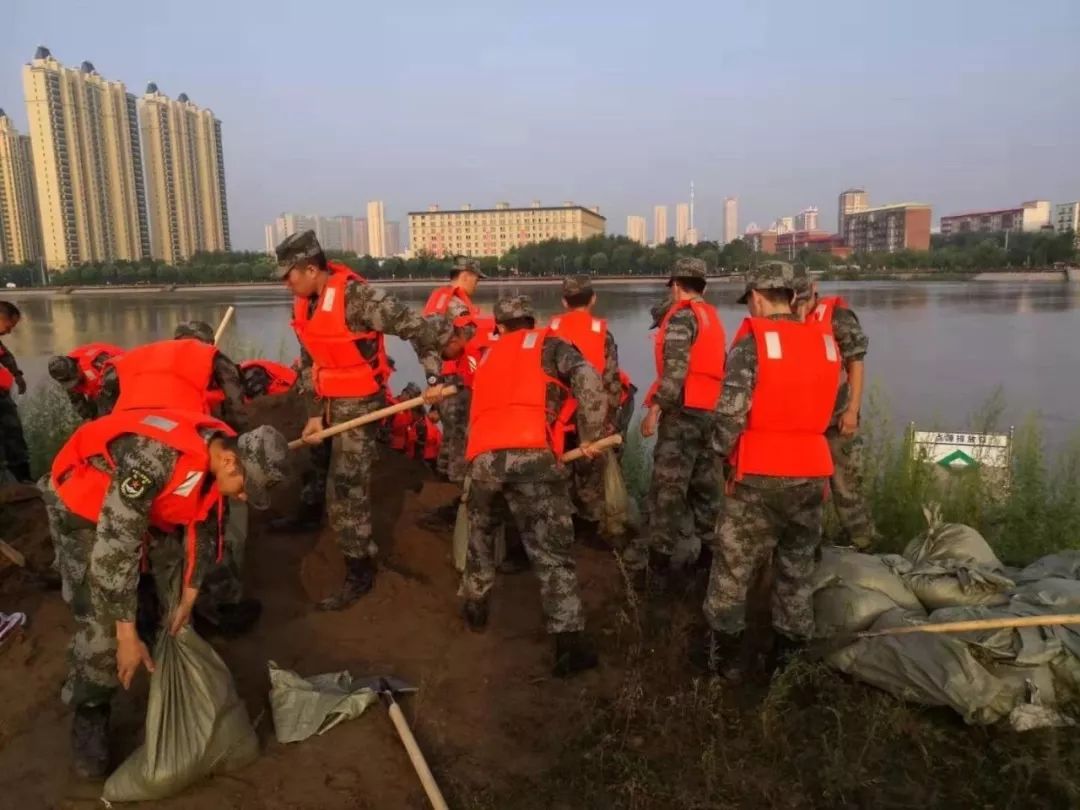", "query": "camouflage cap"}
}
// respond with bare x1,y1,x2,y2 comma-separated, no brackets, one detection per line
493,294,534,324
237,425,289,511
561,275,594,297
275,229,323,277
668,256,707,284
174,320,215,344
48,355,81,389
400,382,421,400
451,255,487,279
792,264,814,302
737,261,796,304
